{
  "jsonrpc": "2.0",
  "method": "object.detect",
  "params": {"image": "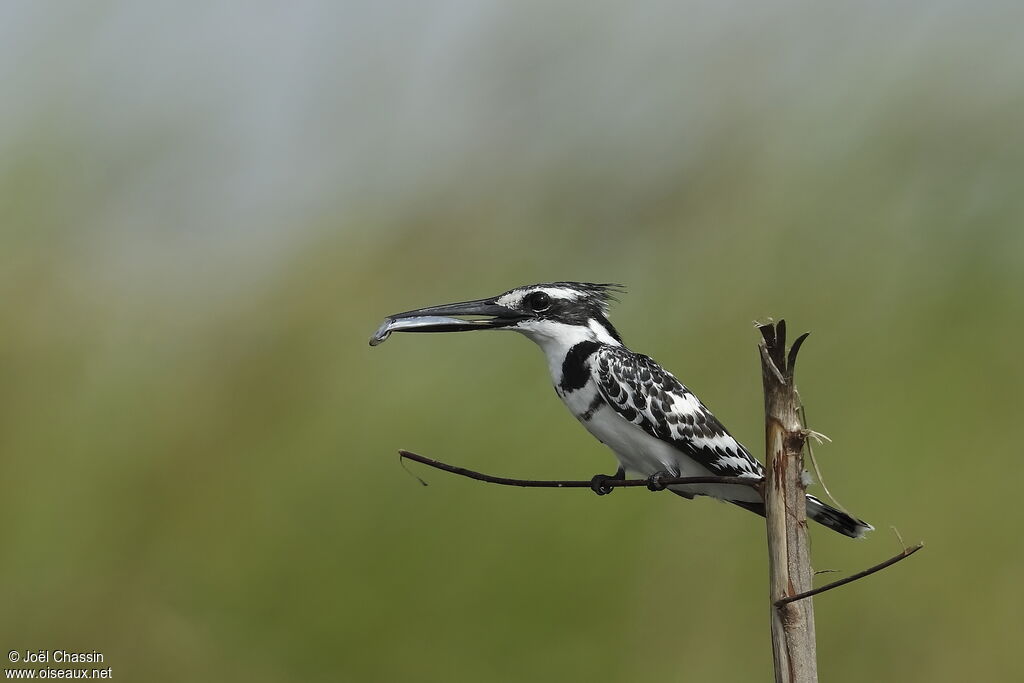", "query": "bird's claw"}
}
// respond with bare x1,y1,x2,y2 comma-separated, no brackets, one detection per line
590,474,616,496
590,467,626,496
647,471,671,491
